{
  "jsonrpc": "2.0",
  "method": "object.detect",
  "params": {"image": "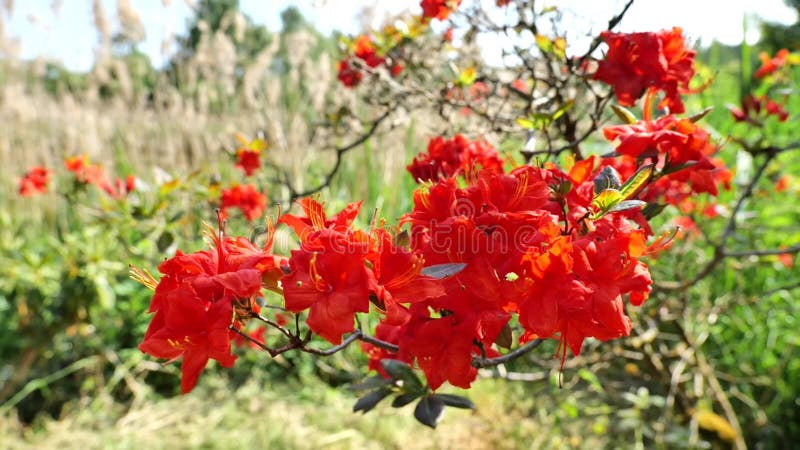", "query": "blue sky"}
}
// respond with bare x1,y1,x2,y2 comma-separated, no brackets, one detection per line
2,0,796,72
